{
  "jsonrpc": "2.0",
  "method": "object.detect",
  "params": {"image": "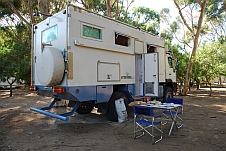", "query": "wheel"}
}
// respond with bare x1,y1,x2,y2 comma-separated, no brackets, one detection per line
76,103,94,114
106,92,129,122
163,87,173,103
